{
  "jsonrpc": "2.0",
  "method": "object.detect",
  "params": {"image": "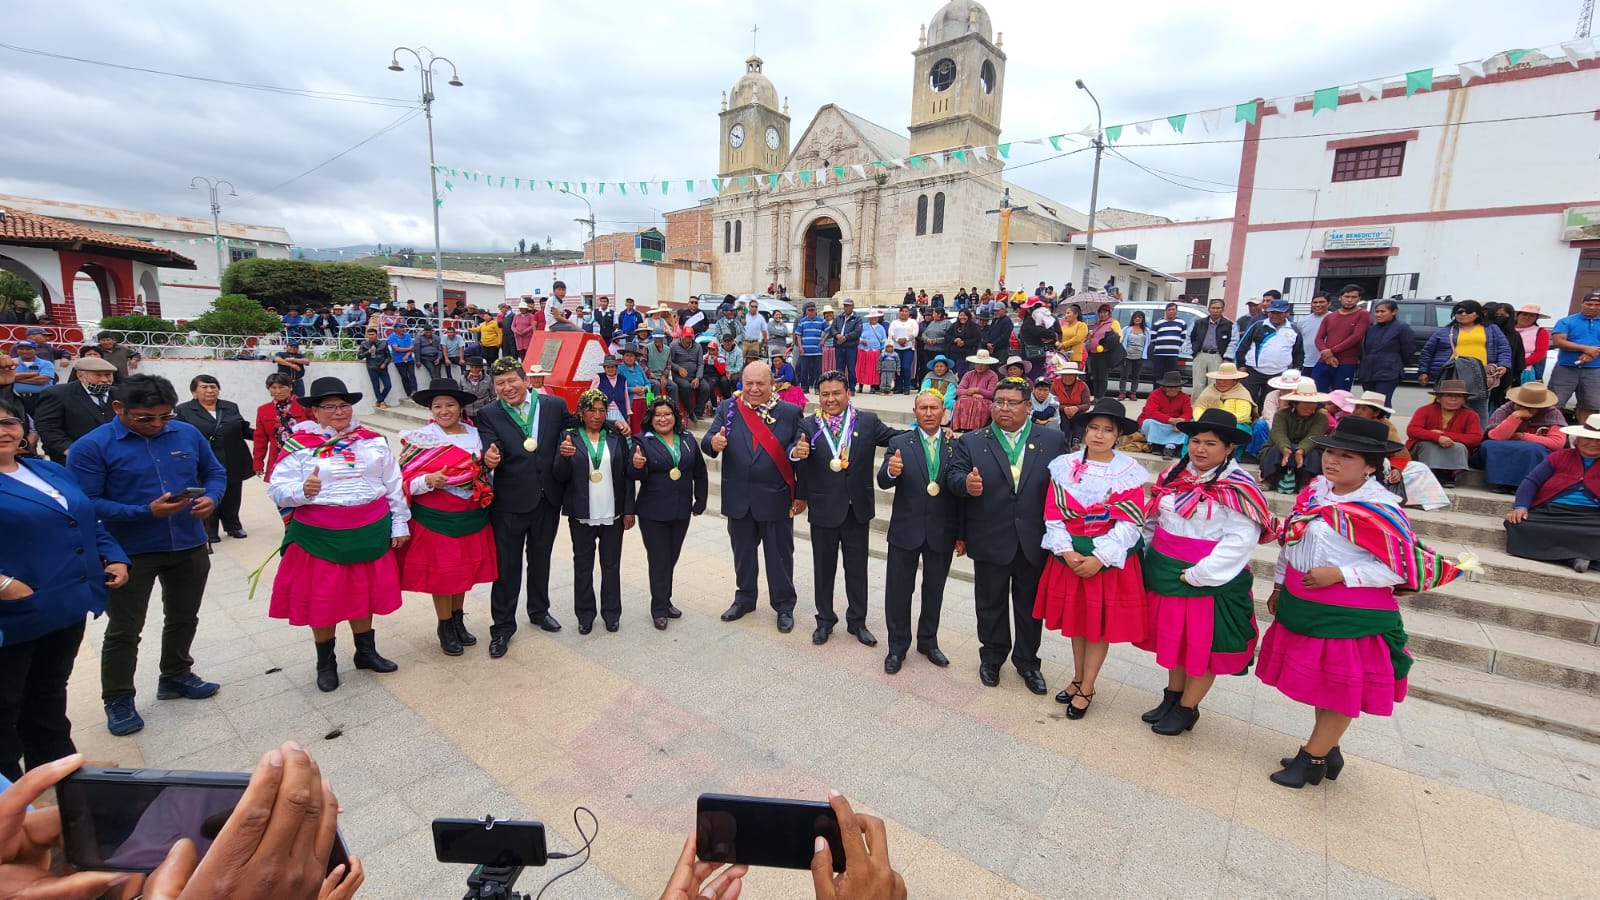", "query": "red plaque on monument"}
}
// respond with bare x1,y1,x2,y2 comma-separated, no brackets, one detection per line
520,331,608,413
